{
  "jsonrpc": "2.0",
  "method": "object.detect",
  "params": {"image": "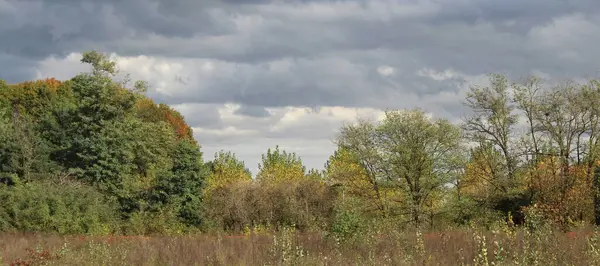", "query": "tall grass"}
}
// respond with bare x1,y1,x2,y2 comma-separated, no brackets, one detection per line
1,225,599,265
